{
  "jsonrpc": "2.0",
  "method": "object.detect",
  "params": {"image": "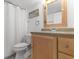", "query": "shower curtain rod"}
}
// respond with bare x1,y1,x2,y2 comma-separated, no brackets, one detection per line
4,1,26,10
